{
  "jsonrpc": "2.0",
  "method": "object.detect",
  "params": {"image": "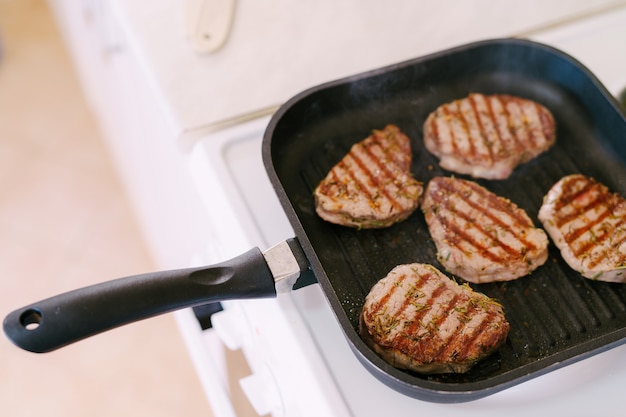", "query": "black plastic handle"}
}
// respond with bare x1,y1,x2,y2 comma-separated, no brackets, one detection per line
3,248,274,353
